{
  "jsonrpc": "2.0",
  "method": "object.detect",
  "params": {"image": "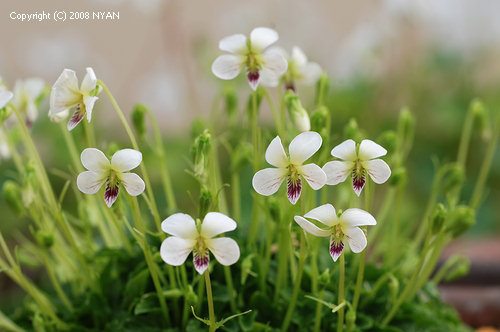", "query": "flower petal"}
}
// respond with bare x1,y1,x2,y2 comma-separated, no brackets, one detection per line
250,27,279,50
219,34,247,53
291,46,308,66
81,148,109,172
331,139,357,161
201,212,237,238
352,169,366,197
265,136,288,168
358,139,387,160
304,204,337,227
342,208,377,227
111,149,142,172
49,69,81,114
193,249,210,275
67,106,85,131
161,213,198,239
80,67,97,94
207,237,240,266
23,78,45,99
258,67,279,88
346,226,367,253
160,236,195,266
289,131,322,165
330,237,344,262
301,62,322,85
252,168,285,196
294,216,331,237
212,55,244,80
301,163,326,190
104,182,120,207
83,95,98,122
247,70,260,90
287,177,302,205
260,50,288,83
362,159,391,184
0,90,13,109
77,171,105,194
323,160,354,185
121,172,145,196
